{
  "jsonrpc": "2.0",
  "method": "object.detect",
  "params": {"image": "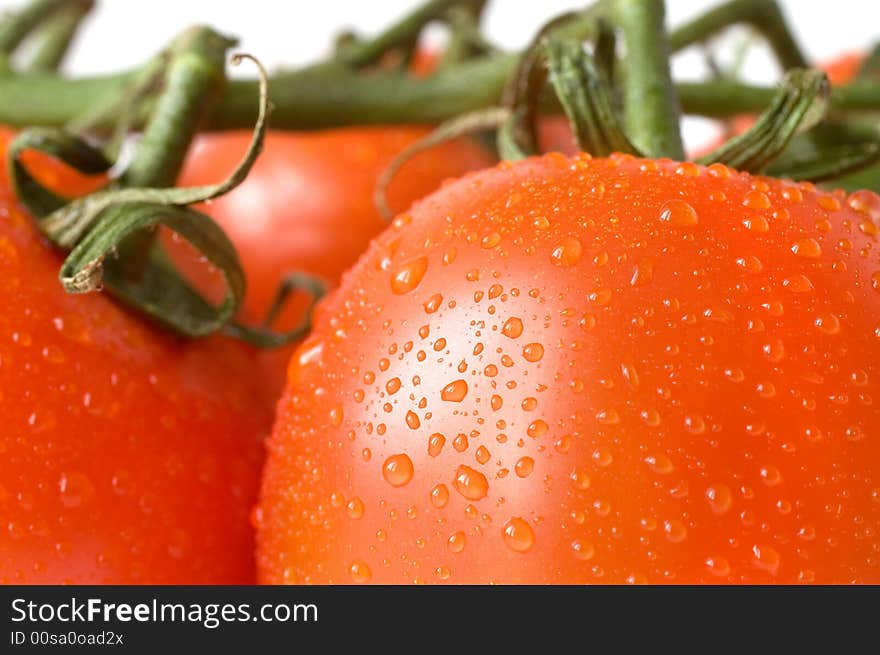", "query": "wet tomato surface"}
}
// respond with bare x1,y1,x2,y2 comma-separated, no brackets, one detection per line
257,153,880,584
0,144,273,584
